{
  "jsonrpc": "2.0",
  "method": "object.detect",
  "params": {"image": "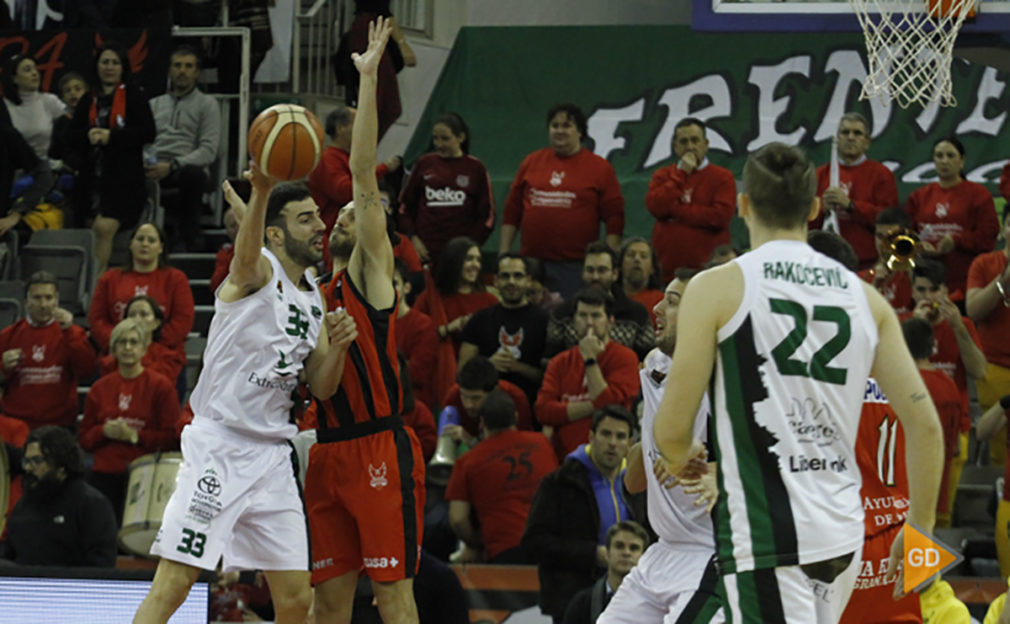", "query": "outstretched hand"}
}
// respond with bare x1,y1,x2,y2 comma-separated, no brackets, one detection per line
326,308,358,350
222,179,247,226
352,17,393,78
